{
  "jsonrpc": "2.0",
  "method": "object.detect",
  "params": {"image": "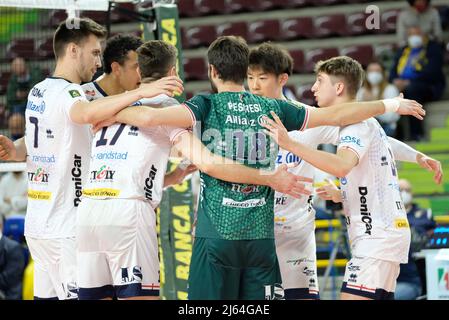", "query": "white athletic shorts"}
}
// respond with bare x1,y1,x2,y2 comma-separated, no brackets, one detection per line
26,236,78,300
275,219,319,299
341,256,400,300
76,198,159,299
